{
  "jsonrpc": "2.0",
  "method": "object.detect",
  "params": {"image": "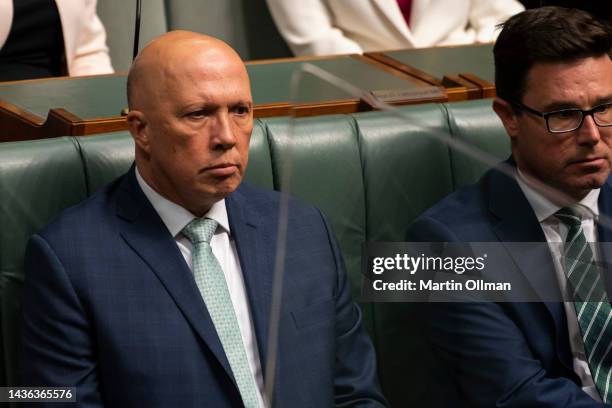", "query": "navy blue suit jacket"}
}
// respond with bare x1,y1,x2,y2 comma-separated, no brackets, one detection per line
20,167,386,407
406,161,612,407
